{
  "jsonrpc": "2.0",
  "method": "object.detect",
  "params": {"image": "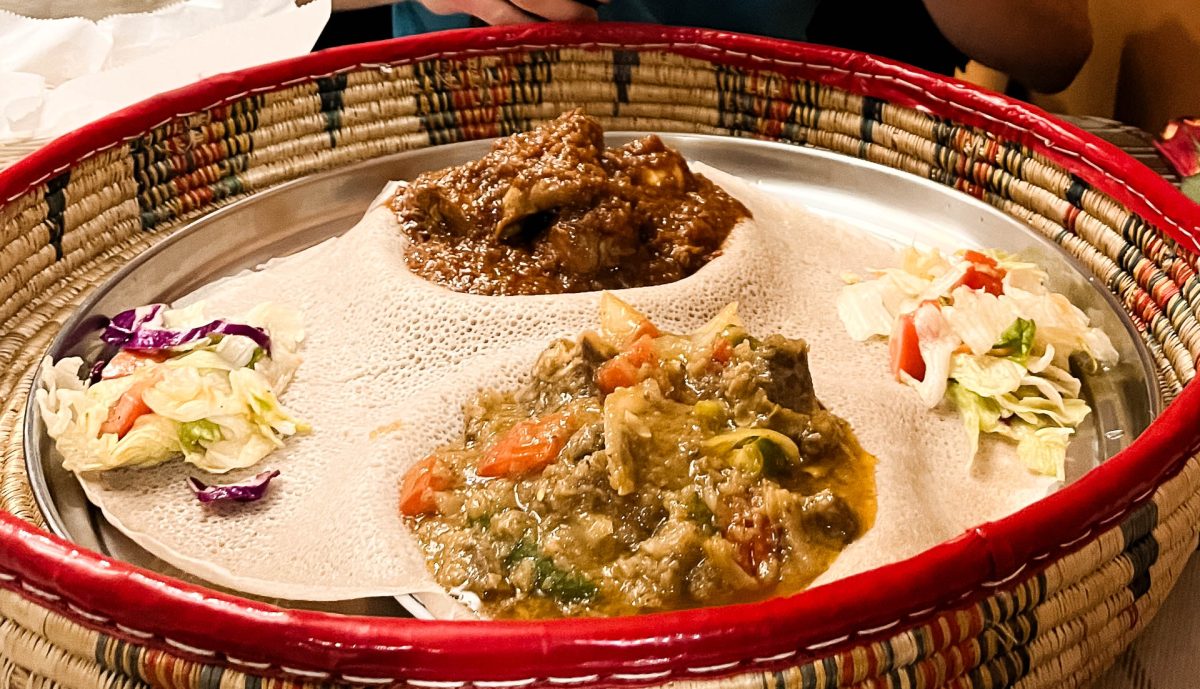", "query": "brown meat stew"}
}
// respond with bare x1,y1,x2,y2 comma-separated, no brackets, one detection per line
390,111,749,295
400,295,877,618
